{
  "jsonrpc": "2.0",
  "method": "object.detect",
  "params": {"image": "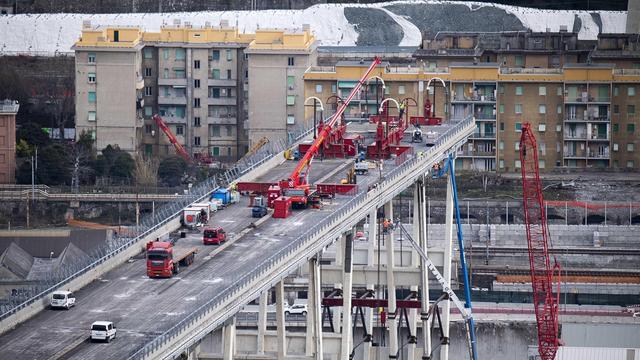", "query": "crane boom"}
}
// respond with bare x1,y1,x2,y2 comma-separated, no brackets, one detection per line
153,114,191,162
519,123,561,360
288,57,382,186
